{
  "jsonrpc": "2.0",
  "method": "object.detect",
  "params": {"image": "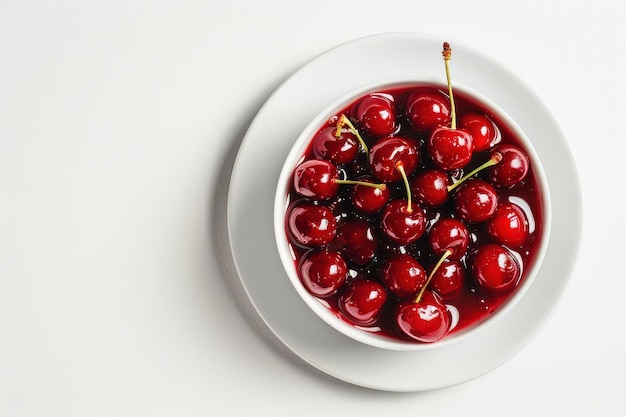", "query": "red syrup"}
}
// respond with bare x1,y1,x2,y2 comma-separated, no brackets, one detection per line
283,83,545,343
